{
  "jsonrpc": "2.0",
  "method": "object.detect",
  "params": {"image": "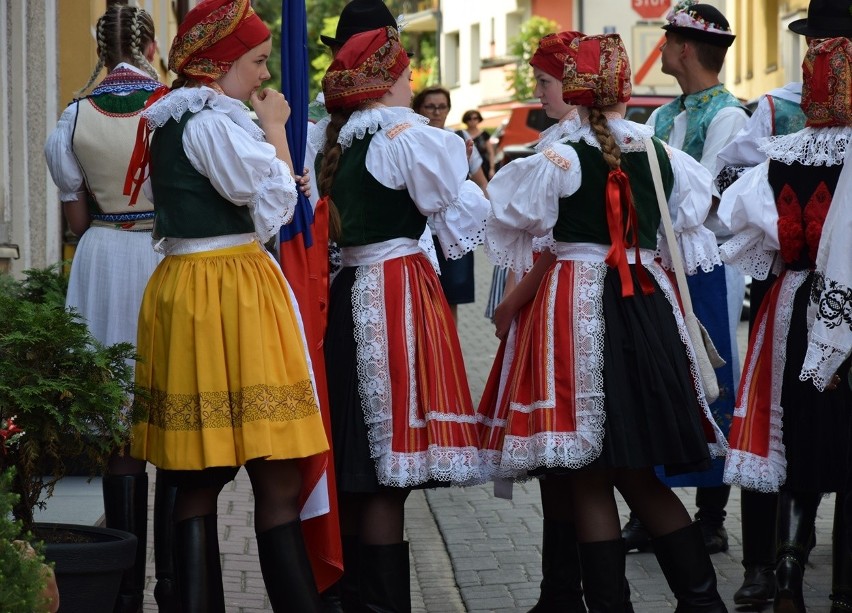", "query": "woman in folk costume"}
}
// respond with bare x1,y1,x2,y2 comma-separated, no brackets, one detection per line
318,26,488,611
720,36,852,613
128,1,329,611
43,6,171,611
481,33,729,612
